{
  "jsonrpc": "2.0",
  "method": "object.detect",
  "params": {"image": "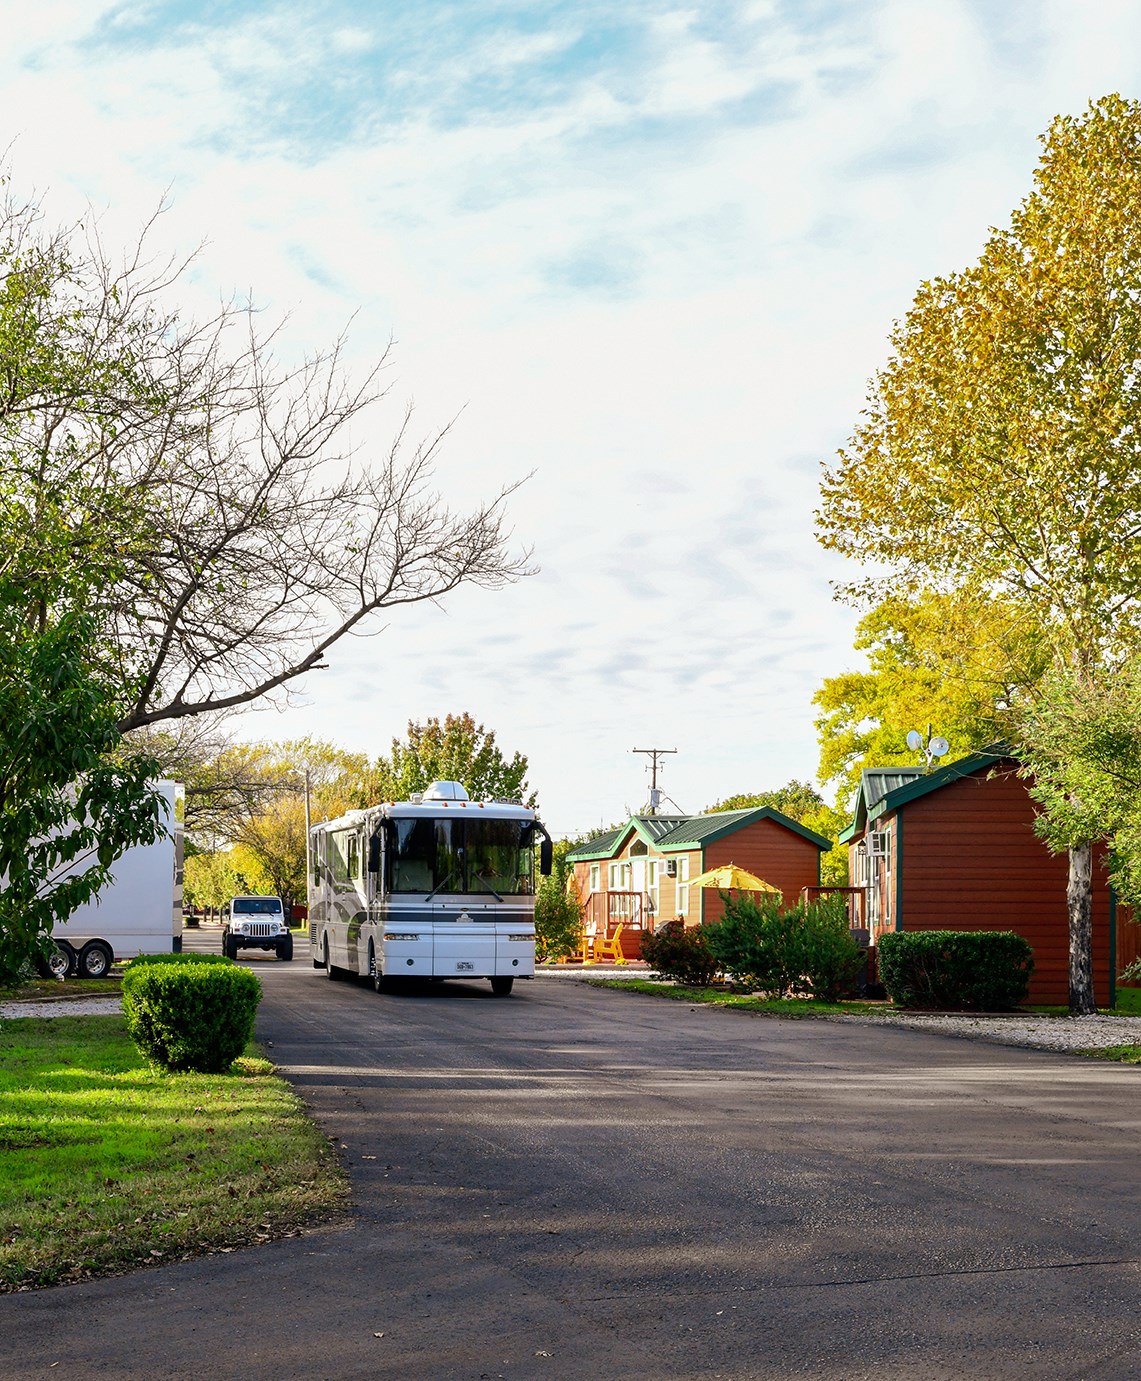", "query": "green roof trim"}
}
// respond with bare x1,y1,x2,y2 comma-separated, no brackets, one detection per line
867,749,1009,823
565,827,626,862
